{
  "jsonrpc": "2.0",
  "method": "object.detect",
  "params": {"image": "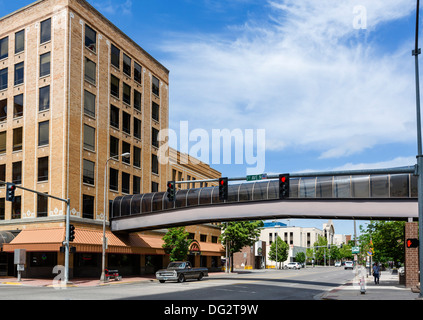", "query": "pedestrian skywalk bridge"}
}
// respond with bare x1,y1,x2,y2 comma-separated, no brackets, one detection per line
110,166,418,232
